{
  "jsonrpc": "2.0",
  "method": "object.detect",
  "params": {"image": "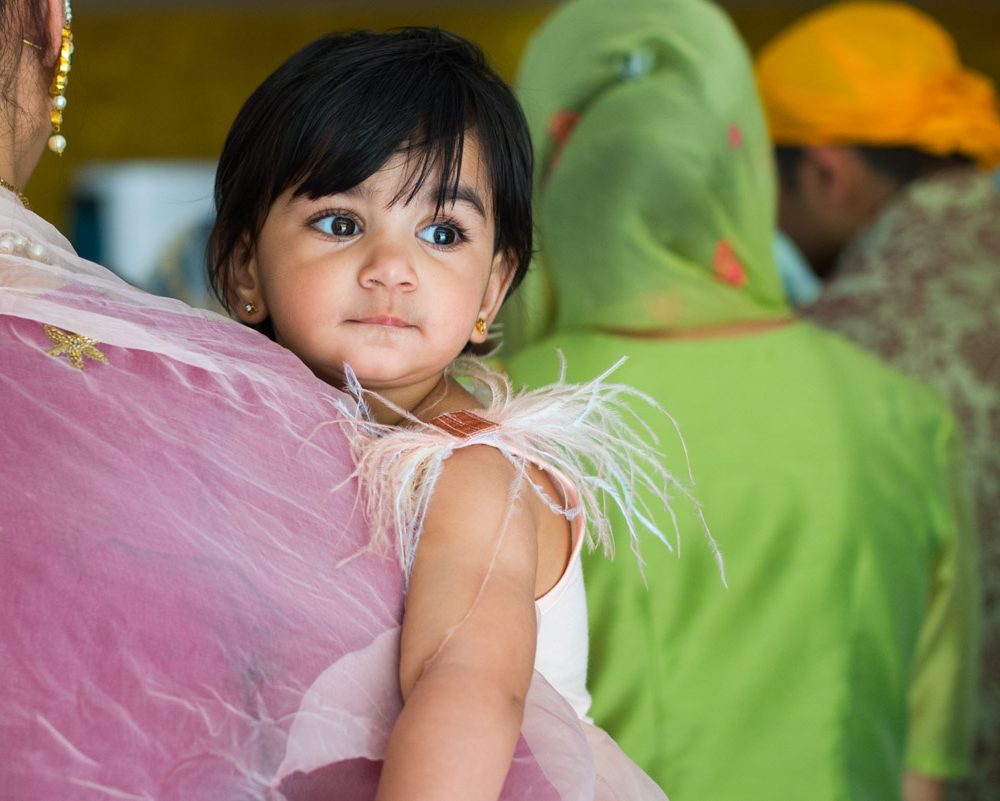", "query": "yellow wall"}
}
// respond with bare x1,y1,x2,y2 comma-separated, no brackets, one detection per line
26,3,1000,233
